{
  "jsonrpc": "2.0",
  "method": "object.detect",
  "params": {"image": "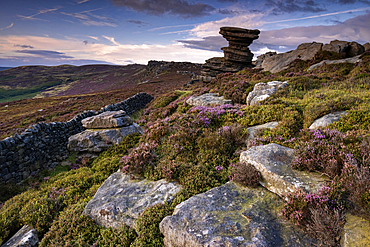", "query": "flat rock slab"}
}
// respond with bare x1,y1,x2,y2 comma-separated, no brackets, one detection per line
83,171,182,229
341,214,370,247
309,111,347,129
246,81,288,106
1,225,39,247
240,143,329,198
307,56,362,71
160,182,318,247
68,123,142,153
246,121,280,141
82,110,133,129
186,93,232,106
